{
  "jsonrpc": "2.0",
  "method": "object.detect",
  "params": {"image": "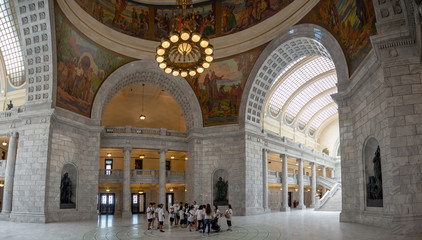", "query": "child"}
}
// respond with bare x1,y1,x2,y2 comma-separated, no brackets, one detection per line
196,205,204,232
158,204,165,232
169,205,175,226
147,202,153,230
179,205,185,228
187,206,195,232
225,204,233,231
